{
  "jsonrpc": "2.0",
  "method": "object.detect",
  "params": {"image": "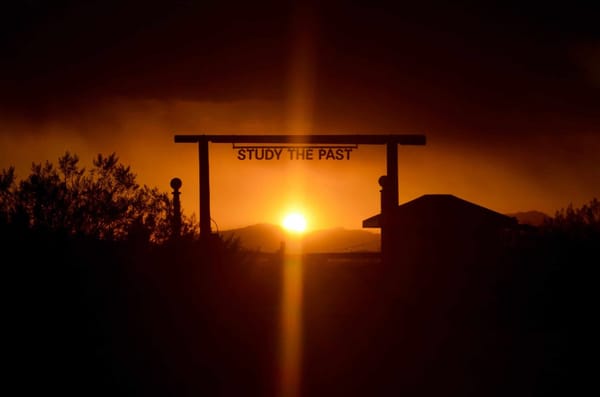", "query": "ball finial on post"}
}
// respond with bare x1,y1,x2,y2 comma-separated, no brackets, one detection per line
170,177,182,191
170,178,182,239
